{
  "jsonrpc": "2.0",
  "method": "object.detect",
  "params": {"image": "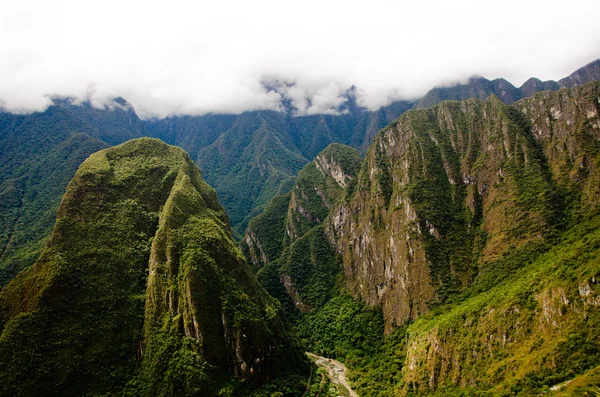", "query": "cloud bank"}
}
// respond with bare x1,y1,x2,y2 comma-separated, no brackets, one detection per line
1,0,599,118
